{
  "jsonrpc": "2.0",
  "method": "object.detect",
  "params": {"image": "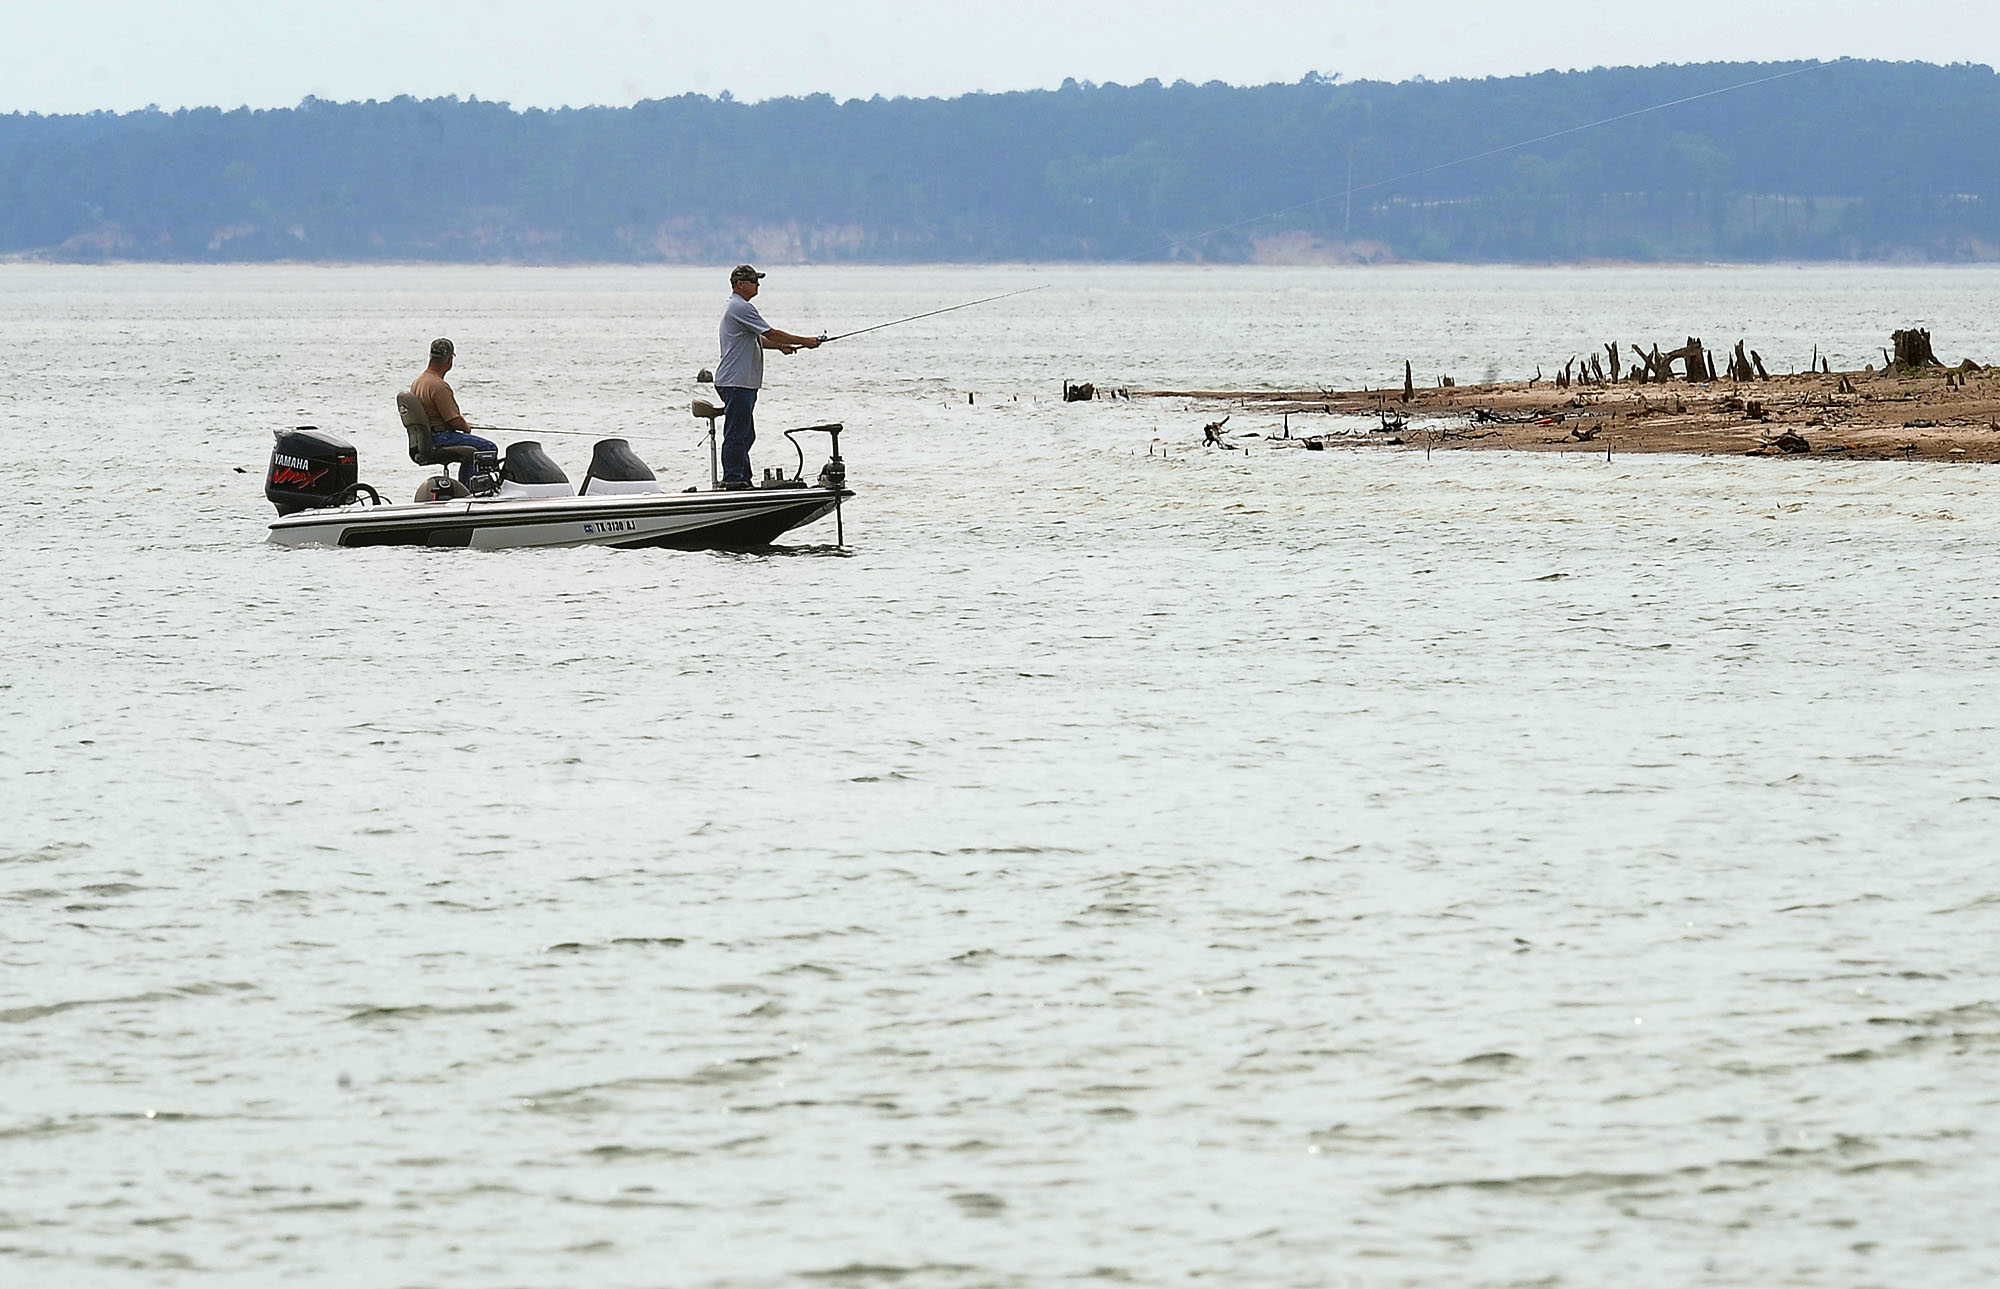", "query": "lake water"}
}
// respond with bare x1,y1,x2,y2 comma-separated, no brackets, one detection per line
4,264,1999,1287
